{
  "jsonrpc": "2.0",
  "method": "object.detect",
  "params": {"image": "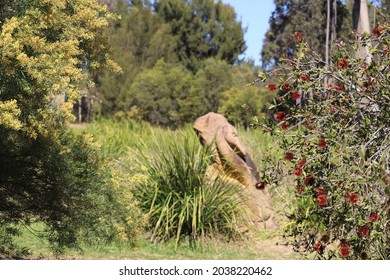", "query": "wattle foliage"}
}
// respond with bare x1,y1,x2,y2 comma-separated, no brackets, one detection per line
0,0,141,257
